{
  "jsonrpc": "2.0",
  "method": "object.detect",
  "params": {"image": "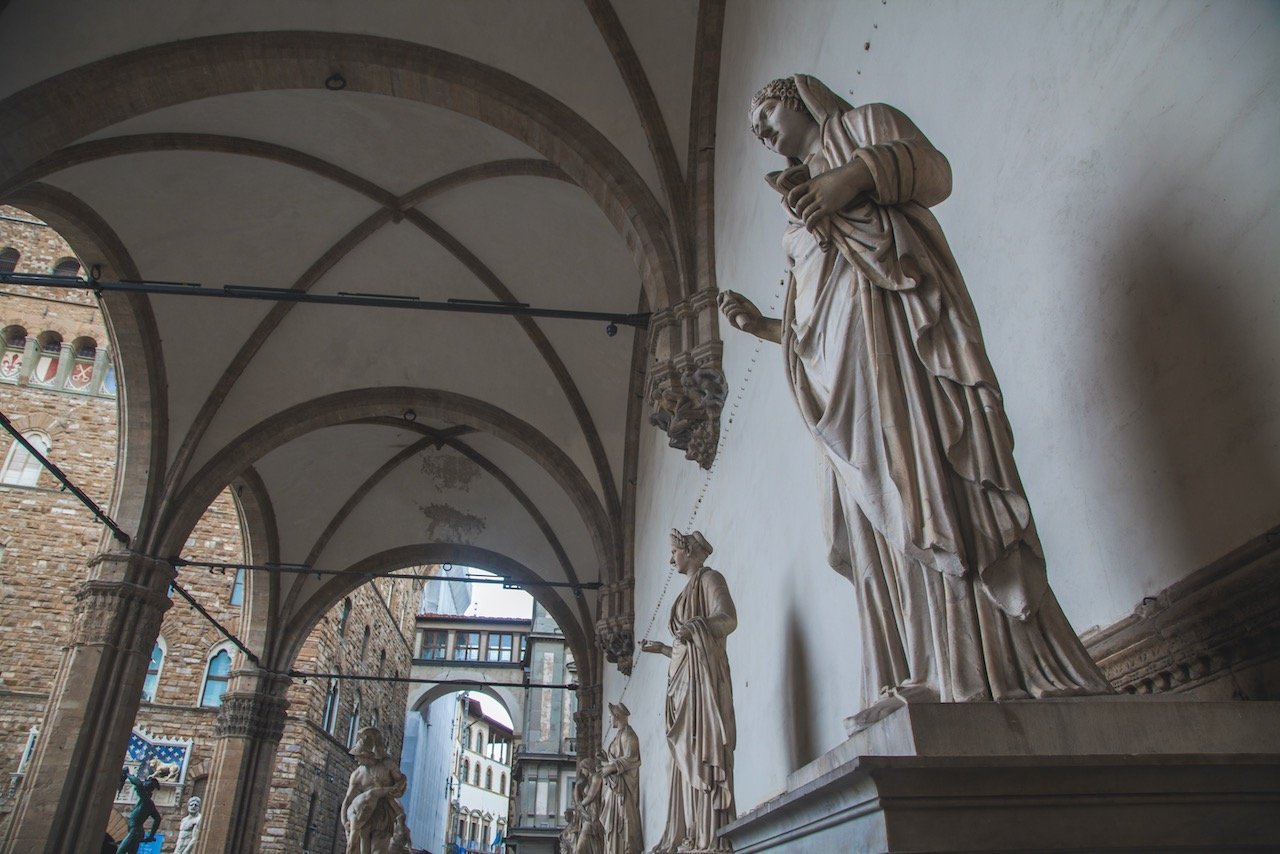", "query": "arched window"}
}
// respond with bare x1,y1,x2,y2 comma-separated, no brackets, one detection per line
360,625,370,660
500,772,507,795
0,325,26,380
338,597,352,637
200,646,233,707
229,568,245,605
141,638,166,702
1,431,50,487
476,730,485,755
51,257,80,277
485,767,493,790
346,691,362,749
66,336,96,391
472,763,480,786
461,758,469,784
0,247,19,273
321,677,340,734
